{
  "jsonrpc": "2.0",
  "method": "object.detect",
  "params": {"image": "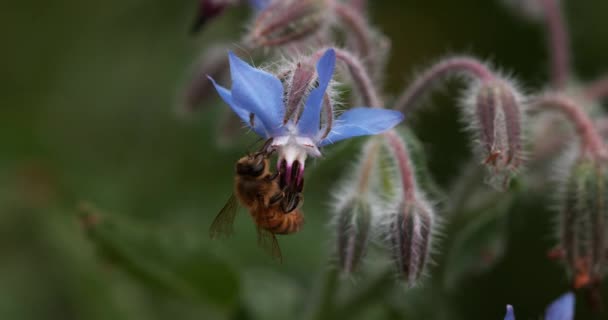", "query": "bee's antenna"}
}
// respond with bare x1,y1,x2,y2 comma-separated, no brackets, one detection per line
260,138,274,154
245,138,264,155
